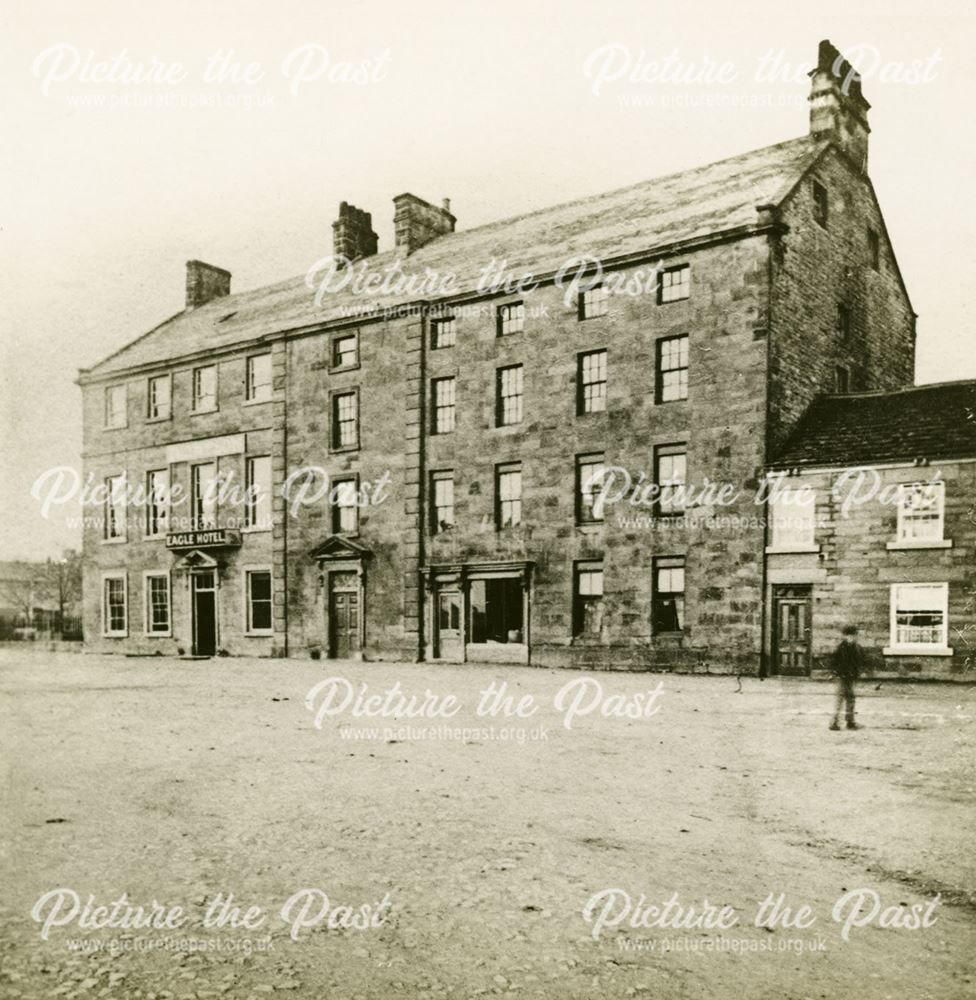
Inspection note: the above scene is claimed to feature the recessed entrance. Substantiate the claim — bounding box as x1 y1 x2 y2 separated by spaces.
435 590 463 661
328 571 361 659
191 570 217 656
310 535 371 662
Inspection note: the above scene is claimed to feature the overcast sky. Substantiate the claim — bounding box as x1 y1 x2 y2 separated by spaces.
1 0 973 560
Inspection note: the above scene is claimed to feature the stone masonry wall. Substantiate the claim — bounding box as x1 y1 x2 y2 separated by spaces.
768 147 916 455
424 237 772 672
282 318 416 661
81 349 277 655
765 461 976 678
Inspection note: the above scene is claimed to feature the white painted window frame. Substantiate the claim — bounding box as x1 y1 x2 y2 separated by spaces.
888 482 951 549
104 384 127 429
192 364 219 413
884 582 953 657
102 571 128 638
146 373 172 421
143 571 172 637
245 354 272 404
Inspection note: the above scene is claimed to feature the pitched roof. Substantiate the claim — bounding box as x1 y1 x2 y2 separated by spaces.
770 381 976 468
83 134 827 378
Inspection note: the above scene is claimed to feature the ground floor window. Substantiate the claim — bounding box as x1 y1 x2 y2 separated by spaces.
103 574 127 636
470 578 523 643
889 583 948 650
144 573 170 635
573 562 604 638
246 570 273 634
653 556 685 633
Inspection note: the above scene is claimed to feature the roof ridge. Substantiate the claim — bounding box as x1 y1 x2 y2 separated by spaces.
417 133 820 244
235 133 822 297
82 132 827 378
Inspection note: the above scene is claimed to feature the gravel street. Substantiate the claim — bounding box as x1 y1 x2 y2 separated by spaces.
1 650 974 999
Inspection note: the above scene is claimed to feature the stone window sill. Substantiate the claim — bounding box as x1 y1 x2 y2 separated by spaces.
882 645 954 657
243 396 272 407
886 540 952 550
765 545 820 554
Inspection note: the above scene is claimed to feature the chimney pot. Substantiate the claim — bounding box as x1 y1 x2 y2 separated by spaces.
185 260 231 309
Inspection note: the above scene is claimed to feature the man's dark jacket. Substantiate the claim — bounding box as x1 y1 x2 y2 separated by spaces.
831 639 864 681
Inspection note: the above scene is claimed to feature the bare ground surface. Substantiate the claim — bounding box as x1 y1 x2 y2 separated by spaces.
0 650 974 1000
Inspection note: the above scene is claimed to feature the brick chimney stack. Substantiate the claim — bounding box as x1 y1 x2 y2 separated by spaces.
185 260 231 309
808 39 871 173
393 193 455 254
332 201 378 262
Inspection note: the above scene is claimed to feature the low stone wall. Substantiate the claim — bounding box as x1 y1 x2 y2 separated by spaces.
0 640 84 653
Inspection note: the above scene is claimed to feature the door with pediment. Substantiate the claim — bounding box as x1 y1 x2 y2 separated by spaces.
328 571 361 659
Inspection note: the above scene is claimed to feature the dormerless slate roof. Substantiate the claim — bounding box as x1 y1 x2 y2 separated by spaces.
84 134 828 378
770 381 976 468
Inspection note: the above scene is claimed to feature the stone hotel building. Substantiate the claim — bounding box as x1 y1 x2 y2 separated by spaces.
78 41 975 677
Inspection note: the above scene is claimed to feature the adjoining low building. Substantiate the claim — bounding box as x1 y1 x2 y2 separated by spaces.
79 40 973 676
764 381 976 678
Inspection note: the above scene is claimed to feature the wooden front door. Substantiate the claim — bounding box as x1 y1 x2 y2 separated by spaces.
434 589 463 661
192 571 217 656
329 572 360 659
773 586 812 675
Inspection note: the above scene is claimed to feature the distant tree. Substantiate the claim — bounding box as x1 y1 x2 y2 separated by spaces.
44 550 83 637
0 551 83 637
0 569 37 628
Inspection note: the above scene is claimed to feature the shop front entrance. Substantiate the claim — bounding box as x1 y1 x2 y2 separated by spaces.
423 561 533 665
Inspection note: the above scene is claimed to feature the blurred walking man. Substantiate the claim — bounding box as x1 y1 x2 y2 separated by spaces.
830 625 864 731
